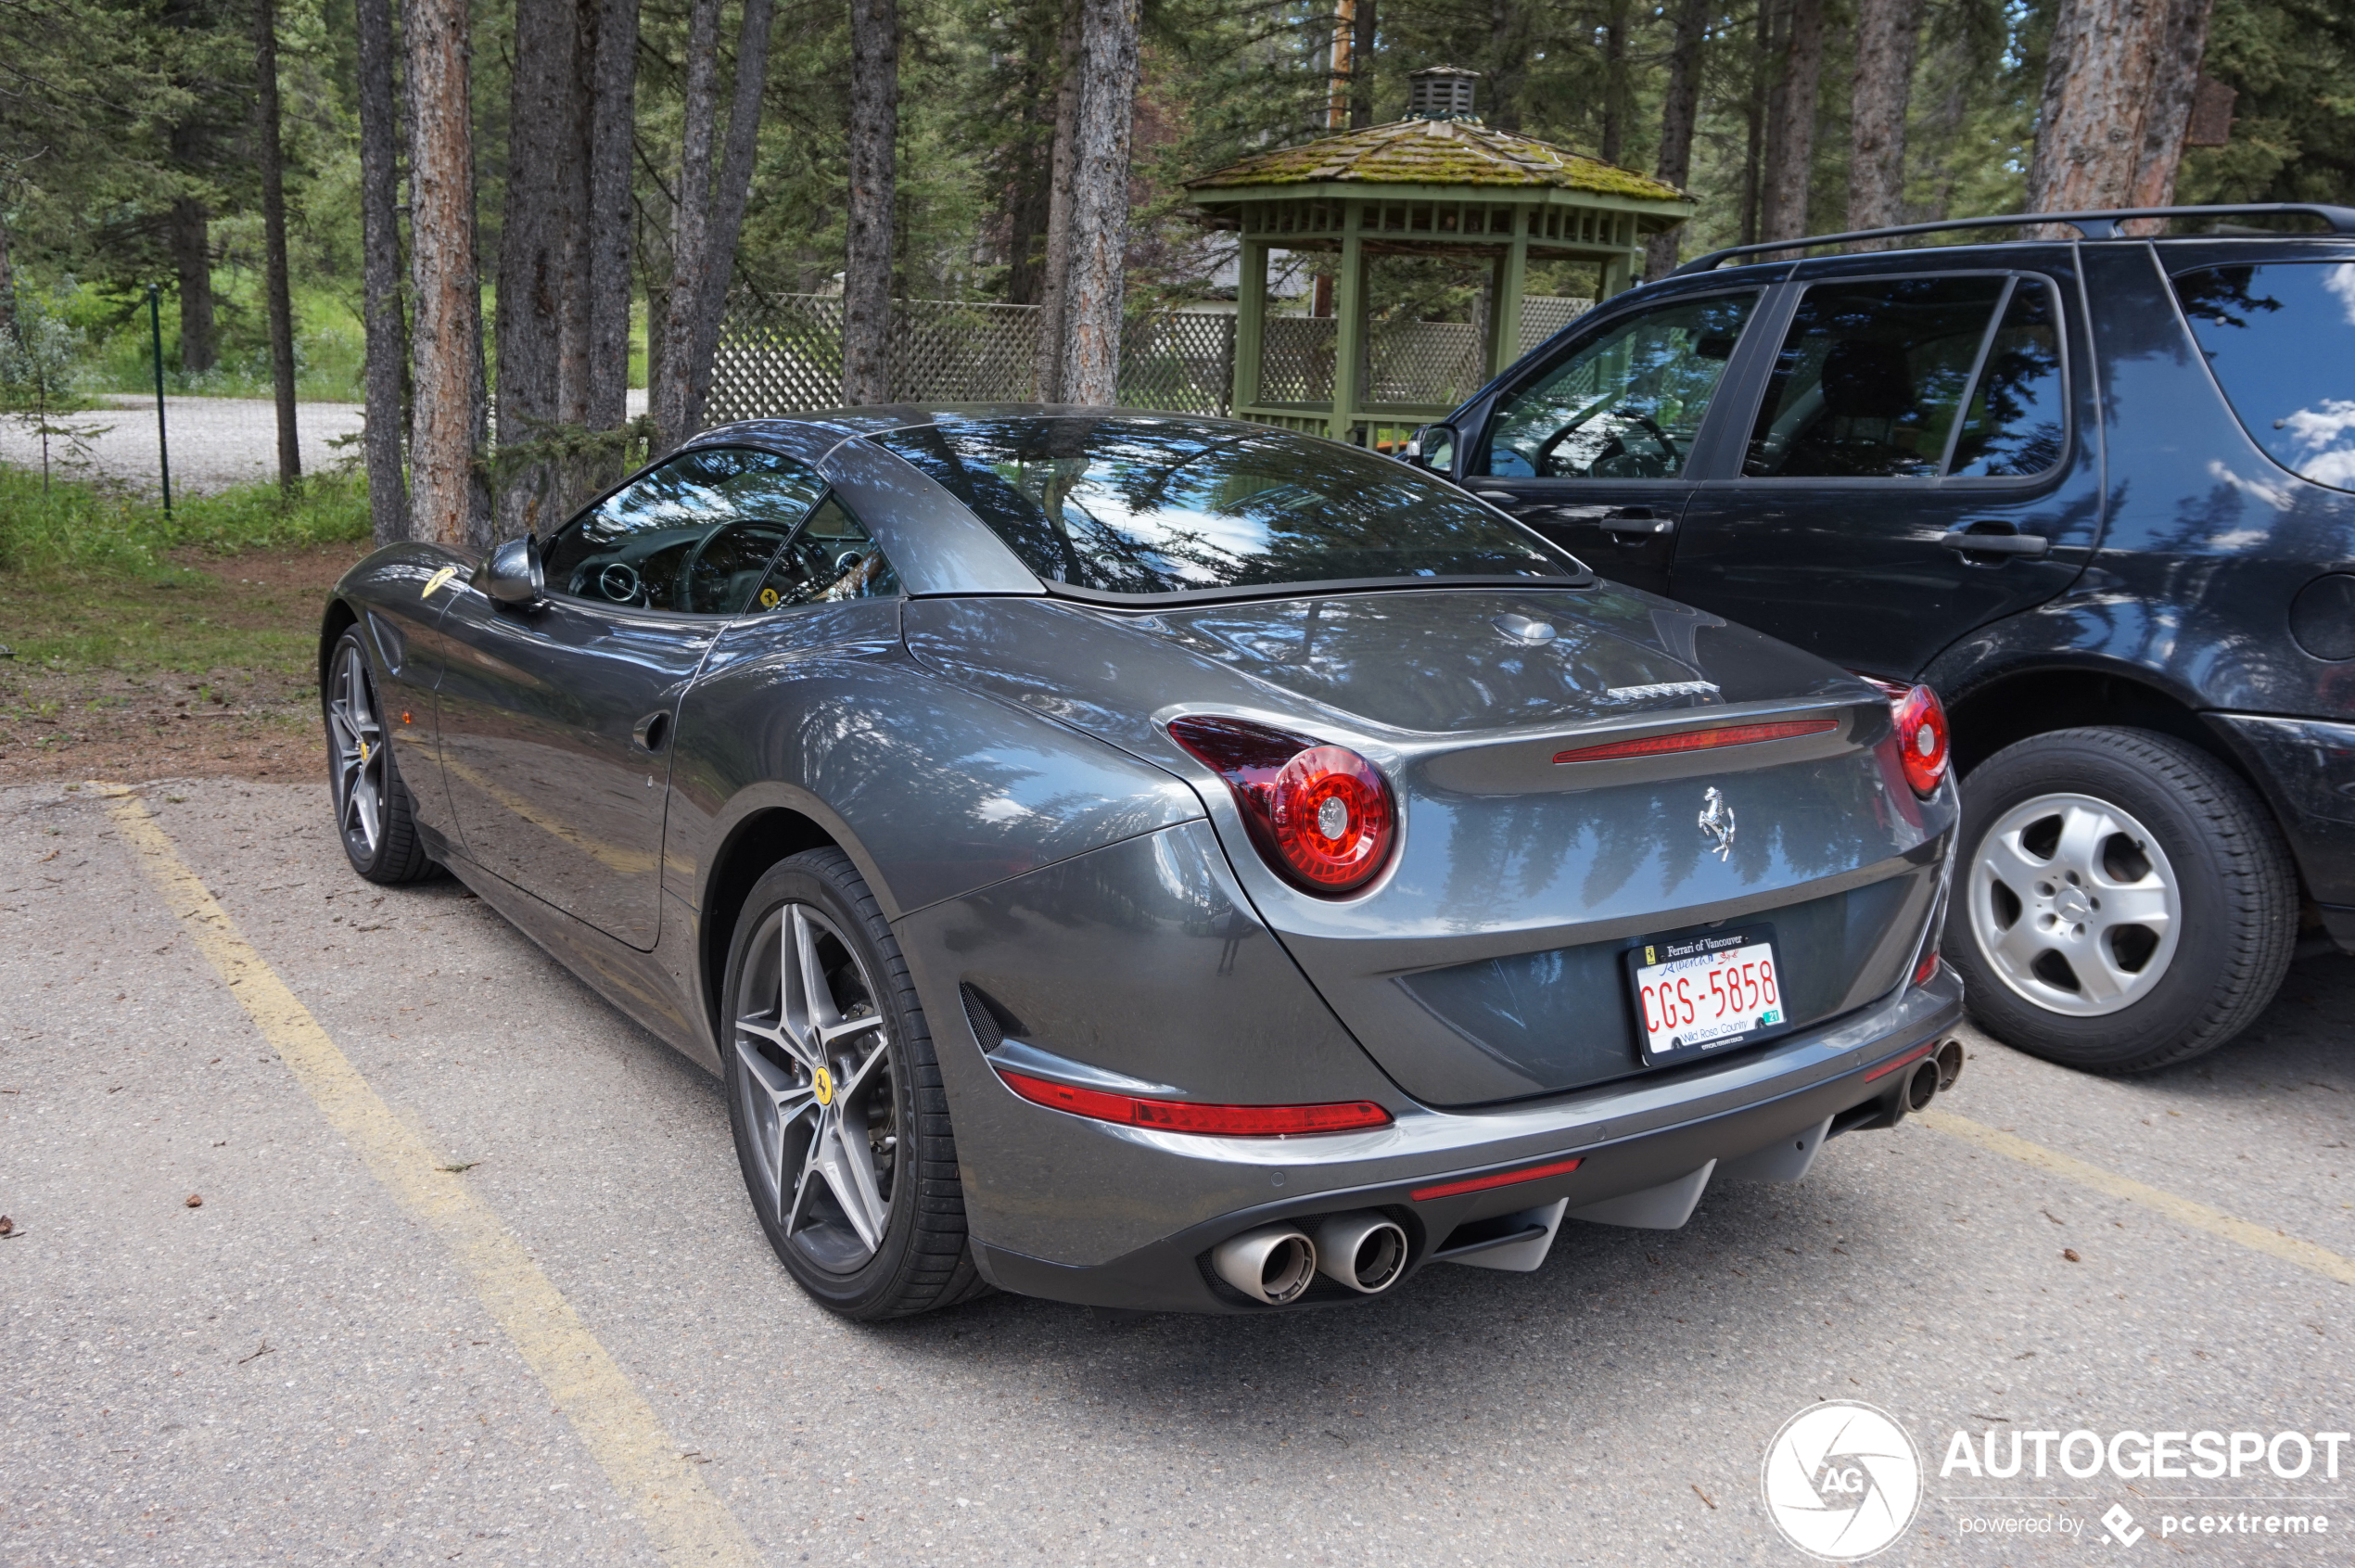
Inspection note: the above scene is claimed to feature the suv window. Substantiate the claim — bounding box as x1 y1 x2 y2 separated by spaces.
543 448 830 613
1477 291 1758 478
2173 261 2355 491
1746 275 2064 479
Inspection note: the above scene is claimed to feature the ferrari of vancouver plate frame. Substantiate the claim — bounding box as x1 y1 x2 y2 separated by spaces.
1623 925 1788 1066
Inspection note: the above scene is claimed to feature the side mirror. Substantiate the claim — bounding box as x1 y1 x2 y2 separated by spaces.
482 535 545 606
1406 424 1458 476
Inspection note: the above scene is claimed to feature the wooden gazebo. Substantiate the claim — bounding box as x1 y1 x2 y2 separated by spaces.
1187 67 1696 445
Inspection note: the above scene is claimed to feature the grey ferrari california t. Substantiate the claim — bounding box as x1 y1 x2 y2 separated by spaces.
321 408 1965 1319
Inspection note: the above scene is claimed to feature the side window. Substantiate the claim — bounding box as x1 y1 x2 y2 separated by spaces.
1476 291 1759 479
1744 276 2008 478
747 495 901 612
541 448 828 613
2174 261 2355 490
1950 282 2065 478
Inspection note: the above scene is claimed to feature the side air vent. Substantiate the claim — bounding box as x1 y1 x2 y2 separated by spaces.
960 983 1025 1053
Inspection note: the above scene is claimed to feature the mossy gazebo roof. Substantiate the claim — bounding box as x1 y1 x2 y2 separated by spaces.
1186 80 1697 444
1189 115 1689 209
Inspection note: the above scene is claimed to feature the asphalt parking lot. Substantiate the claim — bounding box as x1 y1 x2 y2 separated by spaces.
5 777 2350 1567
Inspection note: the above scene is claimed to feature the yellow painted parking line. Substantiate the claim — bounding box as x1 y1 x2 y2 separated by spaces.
96 785 763 1568
1916 1107 2355 1287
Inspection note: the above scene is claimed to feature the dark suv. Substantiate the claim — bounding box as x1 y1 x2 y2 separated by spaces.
1412 204 2355 1074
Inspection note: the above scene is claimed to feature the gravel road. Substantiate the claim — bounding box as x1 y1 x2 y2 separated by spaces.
4 778 2351 1566
0 391 651 497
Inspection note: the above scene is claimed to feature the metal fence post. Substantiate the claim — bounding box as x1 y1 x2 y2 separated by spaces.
147 284 172 519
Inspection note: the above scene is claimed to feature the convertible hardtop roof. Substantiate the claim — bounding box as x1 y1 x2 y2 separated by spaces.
696 404 1296 451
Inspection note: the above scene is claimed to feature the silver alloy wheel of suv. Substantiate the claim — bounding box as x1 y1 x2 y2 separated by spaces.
1966 790 2183 1015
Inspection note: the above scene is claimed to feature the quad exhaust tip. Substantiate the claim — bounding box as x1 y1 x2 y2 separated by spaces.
1313 1212 1408 1294
1935 1038 1964 1092
1212 1223 1318 1306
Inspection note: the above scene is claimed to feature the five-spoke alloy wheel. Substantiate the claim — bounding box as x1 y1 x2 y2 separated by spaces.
1947 727 2295 1073
324 628 437 884
721 849 987 1318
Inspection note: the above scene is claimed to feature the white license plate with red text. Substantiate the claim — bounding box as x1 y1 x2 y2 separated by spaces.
1625 928 1787 1065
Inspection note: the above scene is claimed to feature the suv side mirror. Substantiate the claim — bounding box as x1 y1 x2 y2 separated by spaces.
482 535 545 606
1406 424 1459 476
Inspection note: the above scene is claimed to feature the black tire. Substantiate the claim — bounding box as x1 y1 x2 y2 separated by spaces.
324 628 439 886
720 848 988 1319
1944 726 2296 1073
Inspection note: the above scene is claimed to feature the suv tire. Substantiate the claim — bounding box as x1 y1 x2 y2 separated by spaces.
1946 727 2295 1073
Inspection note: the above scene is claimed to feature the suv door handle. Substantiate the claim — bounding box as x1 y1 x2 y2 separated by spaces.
1601 507 1675 539
1471 489 1519 503
632 709 671 753
1939 528 2050 558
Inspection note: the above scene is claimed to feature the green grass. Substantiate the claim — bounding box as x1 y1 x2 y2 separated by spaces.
0 465 373 675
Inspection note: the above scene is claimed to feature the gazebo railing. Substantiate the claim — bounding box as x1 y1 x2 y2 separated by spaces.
707 290 1587 429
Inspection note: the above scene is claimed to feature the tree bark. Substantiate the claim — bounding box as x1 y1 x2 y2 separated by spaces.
584 0 639 442
1033 0 1080 401
1349 0 1375 127
652 0 724 444
2130 0 2216 209
1847 0 1925 245
841 0 897 405
1644 0 1710 279
495 0 586 536
166 197 216 374
1000 4 1061 309
676 0 775 435
254 0 300 487
2028 0 2211 217
1055 0 1139 406
1598 0 1629 166
1760 0 1826 242
1739 0 1784 248
404 0 491 548
355 0 411 542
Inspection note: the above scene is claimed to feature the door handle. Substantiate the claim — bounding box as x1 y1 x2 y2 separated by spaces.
1472 490 1519 503
1938 528 2051 558
631 709 671 753
1600 507 1675 539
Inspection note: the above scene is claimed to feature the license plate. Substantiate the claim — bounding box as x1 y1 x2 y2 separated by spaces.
1624 926 1787 1065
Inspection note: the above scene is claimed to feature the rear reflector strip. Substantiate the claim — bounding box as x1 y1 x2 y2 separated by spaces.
1410 1155 1585 1203
1863 1042 1936 1083
1552 718 1839 766
998 1070 1393 1137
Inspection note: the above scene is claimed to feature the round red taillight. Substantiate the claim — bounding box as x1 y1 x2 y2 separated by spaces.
1894 683 1949 797
1168 716 1397 897
1268 746 1393 890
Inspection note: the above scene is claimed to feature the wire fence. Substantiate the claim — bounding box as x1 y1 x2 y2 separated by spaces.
707 292 1589 425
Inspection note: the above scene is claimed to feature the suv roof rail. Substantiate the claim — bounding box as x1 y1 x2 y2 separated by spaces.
1667 203 2355 277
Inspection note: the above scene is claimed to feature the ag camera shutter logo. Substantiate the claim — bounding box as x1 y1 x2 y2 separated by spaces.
1762 1400 1924 1560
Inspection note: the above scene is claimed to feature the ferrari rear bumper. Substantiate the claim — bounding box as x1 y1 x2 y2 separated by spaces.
966 966 1965 1313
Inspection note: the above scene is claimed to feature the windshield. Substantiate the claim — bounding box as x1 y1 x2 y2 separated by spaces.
872 416 1583 597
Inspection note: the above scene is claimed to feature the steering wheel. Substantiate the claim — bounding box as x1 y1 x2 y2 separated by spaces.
596 561 643 605
1535 410 1680 477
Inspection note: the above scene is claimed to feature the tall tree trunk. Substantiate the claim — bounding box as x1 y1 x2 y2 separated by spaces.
355 0 411 542
1001 10 1060 309
1056 0 1139 405
1847 0 1925 244
255 0 300 488
583 0 639 444
405 0 490 549
1033 0 1080 400
841 0 897 404
496 0 585 536
2029 0 2211 216
1760 0 1826 242
1598 0 1629 165
1349 0 1375 127
1644 0 1709 279
1740 0 1783 247
2129 0 2216 210
0 210 16 346
652 0 723 444
167 196 216 374
677 0 775 435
